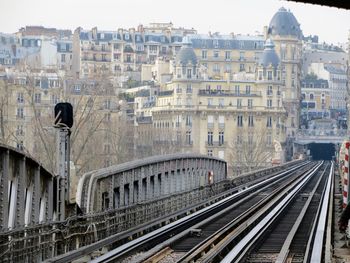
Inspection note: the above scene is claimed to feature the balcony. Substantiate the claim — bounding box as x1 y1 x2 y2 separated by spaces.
198 90 261 97
206 141 226 147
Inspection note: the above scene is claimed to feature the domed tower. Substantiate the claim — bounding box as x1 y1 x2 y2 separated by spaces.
256 39 282 80
267 7 303 139
173 36 199 80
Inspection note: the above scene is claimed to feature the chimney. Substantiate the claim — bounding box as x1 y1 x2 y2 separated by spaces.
263 26 268 40
92 27 98 40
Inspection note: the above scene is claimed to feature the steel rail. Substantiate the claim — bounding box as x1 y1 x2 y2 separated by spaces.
182 161 324 263
309 162 334 262
221 161 324 263
275 162 330 263
175 162 320 263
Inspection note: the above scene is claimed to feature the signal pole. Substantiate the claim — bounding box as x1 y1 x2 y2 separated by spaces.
54 103 73 221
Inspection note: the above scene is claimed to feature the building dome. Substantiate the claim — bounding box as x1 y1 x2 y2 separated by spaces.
175 37 198 65
259 39 280 68
268 7 302 39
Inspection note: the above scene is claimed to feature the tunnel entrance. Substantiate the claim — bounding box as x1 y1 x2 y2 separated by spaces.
307 143 335 160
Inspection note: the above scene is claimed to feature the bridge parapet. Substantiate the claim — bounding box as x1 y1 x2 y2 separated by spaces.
0 144 54 232
295 129 348 144
77 154 227 214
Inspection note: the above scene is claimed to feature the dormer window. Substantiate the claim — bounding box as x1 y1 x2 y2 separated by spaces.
187 69 192 79
214 39 219 48
267 71 272 80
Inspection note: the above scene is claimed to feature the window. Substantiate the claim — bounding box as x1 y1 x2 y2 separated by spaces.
208 98 213 107
237 115 243 127
219 115 225 128
267 116 272 127
225 51 231 60
176 115 181 127
213 50 219 58
16 141 24 151
74 84 81 92
235 85 240 94
16 125 24 136
267 99 272 108
267 134 272 146
34 93 41 103
219 98 224 108
214 39 219 48
267 85 273 96
186 131 192 145
61 54 66 62
219 131 224 145
214 63 220 73
277 86 281 96
176 84 182 93
239 64 245 72
280 45 286 60
187 69 192 79
237 99 242 109
258 71 263 80
225 64 231 73
185 115 192 127
246 85 251 95
104 99 111 109
51 95 59 104
248 99 253 109
208 131 213 145
17 92 24 103
248 115 254 127
207 115 214 128
310 94 314 100
239 52 245 60
17 107 24 119
207 149 213 157
267 71 272 80
186 84 192 93
202 50 207 59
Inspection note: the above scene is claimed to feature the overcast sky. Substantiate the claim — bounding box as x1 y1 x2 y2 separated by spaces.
1 0 349 45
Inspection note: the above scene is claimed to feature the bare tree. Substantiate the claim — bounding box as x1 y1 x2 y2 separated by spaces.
228 127 274 175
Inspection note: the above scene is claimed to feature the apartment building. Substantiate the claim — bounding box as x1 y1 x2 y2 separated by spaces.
148 37 287 174
301 77 330 121
310 62 347 114
71 25 193 79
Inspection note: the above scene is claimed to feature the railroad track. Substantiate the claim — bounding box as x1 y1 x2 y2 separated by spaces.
220 161 333 263
89 161 319 263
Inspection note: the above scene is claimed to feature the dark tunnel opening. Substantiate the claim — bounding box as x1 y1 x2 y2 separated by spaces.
308 143 335 160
